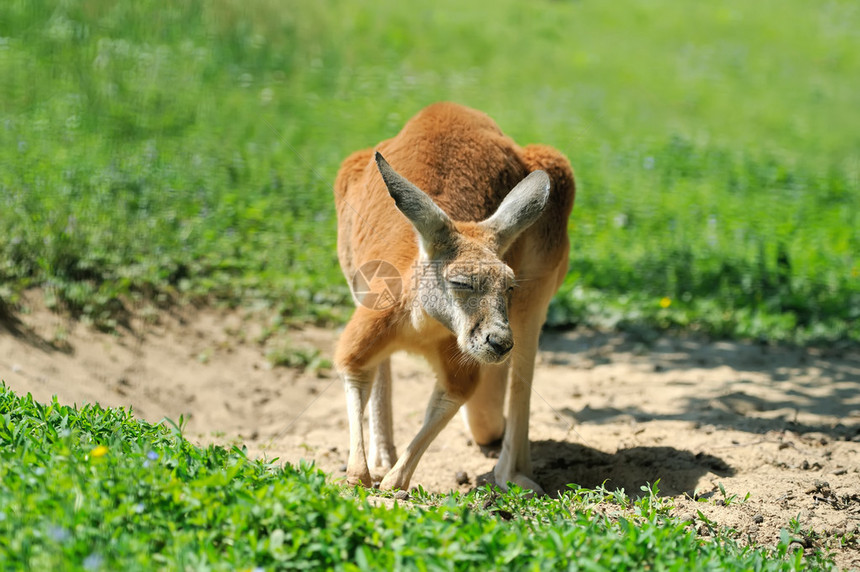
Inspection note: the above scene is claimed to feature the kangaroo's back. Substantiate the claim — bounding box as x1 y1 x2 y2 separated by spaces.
335 102 574 278
374 103 526 221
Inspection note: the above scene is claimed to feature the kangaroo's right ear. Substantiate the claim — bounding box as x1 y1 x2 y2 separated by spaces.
480 169 550 254
375 151 454 251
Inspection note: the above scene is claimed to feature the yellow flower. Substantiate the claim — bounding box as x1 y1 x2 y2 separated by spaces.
91 445 109 458
659 297 672 308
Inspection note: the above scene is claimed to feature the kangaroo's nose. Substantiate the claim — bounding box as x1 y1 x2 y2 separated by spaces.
486 333 513 356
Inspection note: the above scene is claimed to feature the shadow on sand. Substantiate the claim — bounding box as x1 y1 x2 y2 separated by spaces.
539 329 860 440
476 440 733 499
530 440 733 498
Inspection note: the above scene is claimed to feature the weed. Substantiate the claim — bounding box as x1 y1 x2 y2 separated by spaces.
717 482 752 507
265 344 331 373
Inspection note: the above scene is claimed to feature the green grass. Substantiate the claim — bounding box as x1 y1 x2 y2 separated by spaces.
1 0 858 342
0 383 837 570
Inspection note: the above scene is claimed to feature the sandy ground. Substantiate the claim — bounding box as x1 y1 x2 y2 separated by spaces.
2 294 859 569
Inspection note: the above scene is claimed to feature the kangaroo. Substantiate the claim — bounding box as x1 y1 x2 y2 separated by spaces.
333 102 575 494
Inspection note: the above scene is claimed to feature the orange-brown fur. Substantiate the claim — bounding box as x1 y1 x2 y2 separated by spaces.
334 102 575 491
335 103 573 370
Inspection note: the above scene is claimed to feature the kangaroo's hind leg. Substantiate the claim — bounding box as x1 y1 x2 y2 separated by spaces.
462 362 508 447
368 358 397 476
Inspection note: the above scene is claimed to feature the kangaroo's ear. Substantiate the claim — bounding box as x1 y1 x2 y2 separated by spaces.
375 151 454 252
480 170 550 254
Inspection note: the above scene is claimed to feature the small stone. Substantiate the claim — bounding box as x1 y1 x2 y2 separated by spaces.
339 464 347 472
814 480 831 495
394 490 409 501
753 514 764 524
455 471 470 485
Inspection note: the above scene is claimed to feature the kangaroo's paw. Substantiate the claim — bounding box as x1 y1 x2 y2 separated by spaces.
346 465 373 488
494 467 546 497
379 467 411 492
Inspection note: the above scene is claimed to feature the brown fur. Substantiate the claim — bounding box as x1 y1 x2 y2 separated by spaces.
334 102 575 491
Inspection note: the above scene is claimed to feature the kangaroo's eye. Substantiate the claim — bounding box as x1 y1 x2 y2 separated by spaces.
448 279 473 291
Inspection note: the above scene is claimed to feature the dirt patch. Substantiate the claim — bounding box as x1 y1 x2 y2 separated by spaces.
2 294 859 569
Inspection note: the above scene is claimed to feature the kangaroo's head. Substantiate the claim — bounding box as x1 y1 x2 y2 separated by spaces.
375 152 550 364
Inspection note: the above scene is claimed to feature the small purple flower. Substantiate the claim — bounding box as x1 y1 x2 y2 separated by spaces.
146 451 159 461
83 552 104 571
48 525 71 542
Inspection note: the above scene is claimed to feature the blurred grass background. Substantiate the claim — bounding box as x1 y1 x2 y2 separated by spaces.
0 0 857 343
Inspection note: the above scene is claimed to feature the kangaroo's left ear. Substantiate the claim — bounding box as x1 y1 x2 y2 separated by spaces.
375 151 456 254
479 170 550 254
